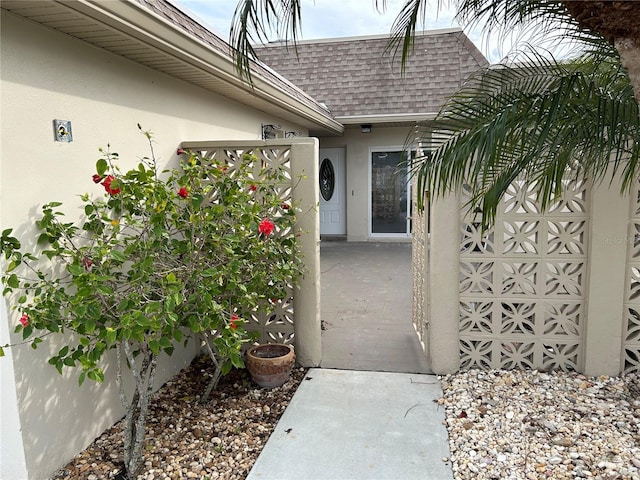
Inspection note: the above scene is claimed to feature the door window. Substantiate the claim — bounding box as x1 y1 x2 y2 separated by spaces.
371 150 411 236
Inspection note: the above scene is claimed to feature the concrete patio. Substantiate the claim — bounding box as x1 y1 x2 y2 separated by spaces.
319 241 431 374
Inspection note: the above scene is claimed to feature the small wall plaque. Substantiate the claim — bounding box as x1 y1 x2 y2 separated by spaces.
53 119 73 142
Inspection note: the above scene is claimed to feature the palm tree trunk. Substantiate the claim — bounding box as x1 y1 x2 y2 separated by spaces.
616 38 640 105
561 0 640 104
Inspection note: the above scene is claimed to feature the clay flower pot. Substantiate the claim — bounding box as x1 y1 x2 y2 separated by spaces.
245 343 295 388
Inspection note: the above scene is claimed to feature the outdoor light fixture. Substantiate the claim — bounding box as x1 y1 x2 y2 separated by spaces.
361 124 372 133
261 124 281 140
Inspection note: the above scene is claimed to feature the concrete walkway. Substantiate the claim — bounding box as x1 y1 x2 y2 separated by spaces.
246 368 453 480
320 242 430 373
247 243 453 480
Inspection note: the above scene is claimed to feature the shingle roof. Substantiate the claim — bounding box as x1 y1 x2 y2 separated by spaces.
137 0 337 123
254 29 489 119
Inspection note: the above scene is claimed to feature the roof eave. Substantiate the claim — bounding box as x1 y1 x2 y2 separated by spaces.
336 113 438 125
36 0 345 136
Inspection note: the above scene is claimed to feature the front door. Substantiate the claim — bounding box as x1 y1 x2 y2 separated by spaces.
319 148 346 235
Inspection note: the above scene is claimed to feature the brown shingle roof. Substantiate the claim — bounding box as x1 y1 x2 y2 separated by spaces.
136 0 336 122
254 29 489 118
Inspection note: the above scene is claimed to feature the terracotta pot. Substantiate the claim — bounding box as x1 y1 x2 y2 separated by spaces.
245 343 295 388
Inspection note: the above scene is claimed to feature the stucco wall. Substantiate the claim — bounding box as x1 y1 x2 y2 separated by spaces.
0 12 307 479
320 125 415 241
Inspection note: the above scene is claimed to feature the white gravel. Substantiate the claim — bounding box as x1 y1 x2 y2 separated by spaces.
441 369 640 480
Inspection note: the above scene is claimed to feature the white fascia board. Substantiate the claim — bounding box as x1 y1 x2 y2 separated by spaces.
64 0 343 135
336 113 438 125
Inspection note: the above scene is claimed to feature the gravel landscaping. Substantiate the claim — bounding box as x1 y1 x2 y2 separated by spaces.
52 357 640 480
441 369 640 480
52 356 307 480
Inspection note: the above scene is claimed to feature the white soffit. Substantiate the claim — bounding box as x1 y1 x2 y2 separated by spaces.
0 0 343 136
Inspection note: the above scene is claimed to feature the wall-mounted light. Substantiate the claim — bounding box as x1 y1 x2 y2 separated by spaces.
262 124 281 140
361 124 372 133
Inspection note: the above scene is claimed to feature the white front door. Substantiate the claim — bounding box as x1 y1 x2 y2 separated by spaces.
319 148 346 235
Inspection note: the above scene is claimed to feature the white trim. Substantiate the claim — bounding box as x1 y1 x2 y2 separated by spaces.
368 146 412 239
337 113 438 125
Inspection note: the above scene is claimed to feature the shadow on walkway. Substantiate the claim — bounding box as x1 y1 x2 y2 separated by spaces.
320 242 431 374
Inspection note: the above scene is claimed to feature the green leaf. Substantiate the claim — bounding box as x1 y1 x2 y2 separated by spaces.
106 327 117 345
96 285 113 296
149 340 160 355
110 250 126 262
162 345 175 356
68 264 83 276
6 260 19 272
78 372 86 386
7 274 19 288
0 346 4 357
96 159 108 176
87 369 104 383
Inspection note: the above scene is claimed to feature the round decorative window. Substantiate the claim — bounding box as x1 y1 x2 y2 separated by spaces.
320 158 335 201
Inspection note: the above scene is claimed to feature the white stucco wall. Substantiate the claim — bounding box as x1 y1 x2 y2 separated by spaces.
320 125 415 241
0 11 307 479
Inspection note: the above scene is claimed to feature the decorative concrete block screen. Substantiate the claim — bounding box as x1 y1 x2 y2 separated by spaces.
458 180 590 371
179 140 321 367
411 187 429 353
623 187 640 373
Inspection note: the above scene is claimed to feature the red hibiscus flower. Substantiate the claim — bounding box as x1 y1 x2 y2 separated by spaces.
281 203 290 210
19 314 29 327
230 314 240 331
82 257 93 270
92 174 103 184
258 218 275 236
101 175 121 195
178 187 189 198
250 184 257 192
176 148 185 155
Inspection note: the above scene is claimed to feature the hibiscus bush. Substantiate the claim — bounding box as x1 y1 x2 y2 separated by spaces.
0 128 304 479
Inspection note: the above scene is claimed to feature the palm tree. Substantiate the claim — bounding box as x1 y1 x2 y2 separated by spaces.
412 47 639 226
230 0 640 226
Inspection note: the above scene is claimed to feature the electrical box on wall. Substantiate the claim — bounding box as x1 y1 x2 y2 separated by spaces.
53 119 73 142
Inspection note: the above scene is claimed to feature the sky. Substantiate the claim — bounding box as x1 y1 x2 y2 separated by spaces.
170 0 513 64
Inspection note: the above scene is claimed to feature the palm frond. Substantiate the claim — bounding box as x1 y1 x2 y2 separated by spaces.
387 0 438 73
453 0 610 62
411 48 640 228
231 0 302 82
